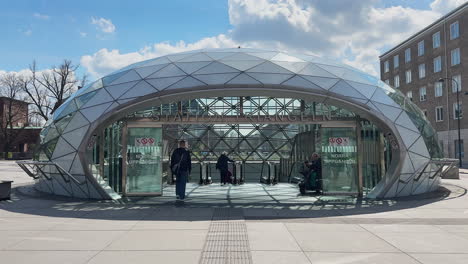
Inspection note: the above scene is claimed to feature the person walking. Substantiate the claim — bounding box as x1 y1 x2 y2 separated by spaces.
170 140 191 200
216 151 234 185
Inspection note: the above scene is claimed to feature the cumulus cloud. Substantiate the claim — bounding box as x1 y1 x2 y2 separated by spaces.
91 17 116 33
80 0 465 79
33 13 50 20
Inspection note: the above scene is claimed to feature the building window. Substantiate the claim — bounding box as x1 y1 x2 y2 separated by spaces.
407 91 413 101
451 48 460 66
435 81 443 97
384 61 389 73
450 21 459 40
394 75 400 88
405 48 411 63
419 64 426 79
418 41 425 56
384 79 390 85
455 139 464 158
434 56 442 73
453 102 463 119
452 74 462 93
433 31 441 48
394 55 399 68
406 70 412 84
420 87 427 101
436 106 444 122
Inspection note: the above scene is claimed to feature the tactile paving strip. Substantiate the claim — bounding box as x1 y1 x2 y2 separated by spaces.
199 208 253 264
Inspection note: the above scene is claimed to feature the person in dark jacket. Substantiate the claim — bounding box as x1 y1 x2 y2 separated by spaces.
170 140 192 200
216 151 234 185
310 153 322 193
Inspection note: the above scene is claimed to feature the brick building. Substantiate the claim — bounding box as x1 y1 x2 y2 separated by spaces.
379 3 468 165
0 97 41 158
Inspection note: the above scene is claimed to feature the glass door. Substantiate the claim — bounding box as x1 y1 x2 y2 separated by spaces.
123 124 163 196
320 126 359 195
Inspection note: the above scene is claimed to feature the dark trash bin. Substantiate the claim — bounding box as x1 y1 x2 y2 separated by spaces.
0 181 13 200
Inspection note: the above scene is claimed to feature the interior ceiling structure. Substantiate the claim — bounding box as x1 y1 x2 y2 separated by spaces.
32 48 441 199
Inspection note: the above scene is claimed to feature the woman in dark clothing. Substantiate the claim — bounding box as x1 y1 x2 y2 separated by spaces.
216 152 234 185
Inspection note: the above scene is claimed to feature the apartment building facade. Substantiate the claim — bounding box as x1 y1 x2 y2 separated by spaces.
380 3 468 165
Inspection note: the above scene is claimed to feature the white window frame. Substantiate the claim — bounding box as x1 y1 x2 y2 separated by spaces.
433 31 441 48
435 81 443 97
434 56 442 73
452 74 462 93
453 102 463 119
420 87 427 101
450 21 459 40
435 106 444 122
406 70 412 84
451 48 460 66
419 64 426 79
406 91 413 101
384 61 389 73
405 48 411 63
394 75 400 88
394 55 399 68
418 41 425 56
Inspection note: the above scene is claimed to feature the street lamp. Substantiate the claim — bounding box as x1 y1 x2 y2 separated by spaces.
438 77 462 167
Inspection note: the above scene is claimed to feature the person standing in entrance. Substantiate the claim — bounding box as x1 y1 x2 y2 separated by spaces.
170 140 191 200
216 151 234 185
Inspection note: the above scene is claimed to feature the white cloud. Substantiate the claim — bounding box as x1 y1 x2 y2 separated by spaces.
81 0 464 79
91 17 116 33
79 32 87 38
23 29 32 36
33 13 50 20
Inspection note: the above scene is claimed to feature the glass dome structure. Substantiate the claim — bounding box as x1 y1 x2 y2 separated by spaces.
29 48 442 200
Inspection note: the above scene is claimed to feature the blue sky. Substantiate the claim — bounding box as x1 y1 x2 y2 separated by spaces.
0 0 465 79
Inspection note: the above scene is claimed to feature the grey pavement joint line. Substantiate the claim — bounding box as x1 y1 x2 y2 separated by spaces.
199 208 253 264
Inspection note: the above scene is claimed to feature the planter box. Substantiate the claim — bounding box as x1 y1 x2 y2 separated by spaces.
0 181 13 200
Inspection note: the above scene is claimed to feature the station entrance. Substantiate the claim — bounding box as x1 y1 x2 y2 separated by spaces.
89 97 392 198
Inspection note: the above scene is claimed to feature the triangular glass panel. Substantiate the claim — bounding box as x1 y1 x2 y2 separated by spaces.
105 80 140 99
205 52 237 60
177 53 213 62
51 152 76 172
43 125 60 144
401 159 415 174
374 102 403 122
383 181 398 198
52 137 77 159
409 137 430 158
345 80 377 99
298 63 338 78
146 64 187 78
226 73 263 85
80 102 113 123
54 113 74 134
395 112 419 133
300 76 340 90
271 53 305 62
317 64 377 86
397 178 413 196
63 111 89 133
370 88 400 108
175 61 212 74
70 156 84 175
165 53 194 62
282 75 326 91
103 102 120 115
220 60 264 72
43 137 59 159
141 56 172 67
146 76 185 90
61 125 89 149
55 100 78 120
82 88 114 108
412 174 431 194
329 80 367 99
247 52 278 60
396 125 420 148
74 90 98 108
246 73 294 85
119 81 158 99
135 64 169 78
165 76 207 91
193 73 239 85
193 61 240 74
272 61 308 73
51 176 73 196
247 61 293 74
221 53 263 61
102 70 130 86
109 70 141 86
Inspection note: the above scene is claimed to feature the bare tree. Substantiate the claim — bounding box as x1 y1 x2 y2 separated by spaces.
0 73 28 155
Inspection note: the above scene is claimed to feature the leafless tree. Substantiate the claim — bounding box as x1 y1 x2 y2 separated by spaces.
0 73 27 155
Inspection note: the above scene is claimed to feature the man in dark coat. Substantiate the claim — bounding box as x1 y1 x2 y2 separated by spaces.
216 151 234 185
170 140 191 200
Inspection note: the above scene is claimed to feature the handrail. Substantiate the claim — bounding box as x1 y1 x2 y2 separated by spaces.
16 160 87 185
398 158 459 185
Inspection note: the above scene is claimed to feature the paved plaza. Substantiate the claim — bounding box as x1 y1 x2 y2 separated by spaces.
1 160 468 263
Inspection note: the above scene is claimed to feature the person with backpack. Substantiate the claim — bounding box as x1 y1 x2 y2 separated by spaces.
170 140 192 200
216 151 234 185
